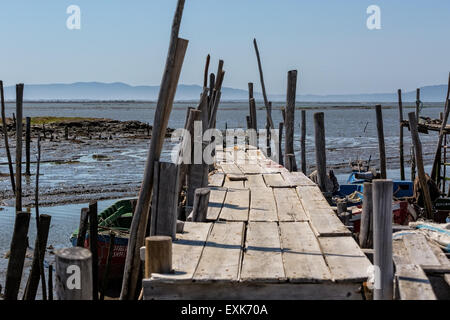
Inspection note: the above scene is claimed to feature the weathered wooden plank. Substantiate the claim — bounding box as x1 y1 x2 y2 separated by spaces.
240 222 286 282
319 236 372 282
220 163 243 175
273 188 308 222
193 222 245 282
263 173 291 187
258 159 283 173
143 281 362 300
402 233 441 267
208 172 225 187
296 186 327 201
249 188 278 222
223 176 246 189
150 222 212 282
244 174 266 188
281 171 316 186
219 188 250 221
206 187 227 221
304 207 351 237
238 163 264 174
279 222 332 283
396 264 437 300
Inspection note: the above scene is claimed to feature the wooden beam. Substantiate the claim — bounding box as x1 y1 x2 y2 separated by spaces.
398 90 405 181
375 105 387 179
313 112 327 192
0 80 15 193
15 84 24 212
284 70 297 171
120 0 187 300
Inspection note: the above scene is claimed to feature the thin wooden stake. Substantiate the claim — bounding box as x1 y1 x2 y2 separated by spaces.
408 112 433 219
398 90 405 181
89 201 99 300
253 38 274 129
100 232 115 301
301 110 306 174
25 117 31 176
359 182 373 248
375 105 387 179
0 80 15 193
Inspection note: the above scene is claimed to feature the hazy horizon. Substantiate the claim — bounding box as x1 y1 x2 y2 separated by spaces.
1 1 450 96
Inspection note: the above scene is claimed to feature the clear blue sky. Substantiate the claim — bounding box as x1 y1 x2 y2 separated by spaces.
0 0 449 95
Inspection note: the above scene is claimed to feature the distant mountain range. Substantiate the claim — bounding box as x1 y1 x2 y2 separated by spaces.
2 82 448 102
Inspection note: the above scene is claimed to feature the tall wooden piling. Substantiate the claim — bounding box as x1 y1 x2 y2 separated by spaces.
416 88 421 121
408 112 433 219
150 161 180 239
15 84 24 212
0 80 15 193
48 265 53 301
285 70 297 172
248 82 257 130
430 73 450 182
4 211 31 300
121 0 188 301
23 214 51 300
55 247 93 300
373 179 394 300
89 201 99 300
100 232 115 300
278 122 284 166
301 110 306 174
375 105 387 179
398 90 405 181
313 112 327 192
25 117 31 176
359 182 373 248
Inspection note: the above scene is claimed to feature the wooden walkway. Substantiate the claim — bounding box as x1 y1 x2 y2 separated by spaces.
143 145 372 300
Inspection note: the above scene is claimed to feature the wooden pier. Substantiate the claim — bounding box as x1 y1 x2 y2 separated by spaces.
143 145 372 300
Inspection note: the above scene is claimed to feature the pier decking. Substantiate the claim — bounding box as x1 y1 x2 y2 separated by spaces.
143 145 372 300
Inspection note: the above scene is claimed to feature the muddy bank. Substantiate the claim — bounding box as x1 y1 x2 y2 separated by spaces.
0 117 177 207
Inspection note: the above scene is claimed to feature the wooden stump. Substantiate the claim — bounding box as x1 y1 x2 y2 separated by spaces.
144 236 172 278
359 182 373 249
4 211 31 300
192 188 211 222
55 247 93 300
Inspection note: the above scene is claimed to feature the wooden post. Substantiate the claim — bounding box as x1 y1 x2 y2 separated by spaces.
285 70 297 171
65 126 69 140
278 122 284 166
25 117 31 176
55 247 92 300
4 211 31 300
249 98 257 131
191 188 210 222
398 90 405 180
375 105 387 179
0 80 15 193
253 38 274 129
150 161 180 239
416 88 421 121
411 147 416 181
359 182 373 248
15 84 24 212
301 110 306 174
121 0 187 300
408 112 433 219
89 201 99 300
100 232 115 300
430 73 450 182
286 154 296 173
23 214 51 300
373 179 394 300
48 264 53 301
313 112 327 192
76 208 89 247
144 236 172 278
